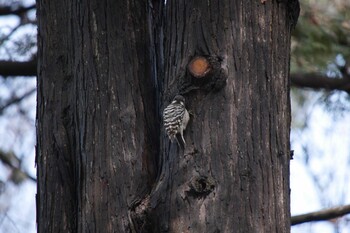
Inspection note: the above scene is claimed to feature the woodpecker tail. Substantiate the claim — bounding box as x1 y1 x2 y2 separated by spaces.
175 133 186 149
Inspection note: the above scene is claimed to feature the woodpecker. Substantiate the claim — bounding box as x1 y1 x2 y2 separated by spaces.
163 95 190 148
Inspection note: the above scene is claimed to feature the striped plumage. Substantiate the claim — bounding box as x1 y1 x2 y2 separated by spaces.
163 95 189 147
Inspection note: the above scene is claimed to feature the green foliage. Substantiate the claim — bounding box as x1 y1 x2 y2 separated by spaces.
291 0 350 73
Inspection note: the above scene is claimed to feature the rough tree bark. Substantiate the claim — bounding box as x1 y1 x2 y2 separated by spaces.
37 0 296 232
37 0 158 232
144 1 293 232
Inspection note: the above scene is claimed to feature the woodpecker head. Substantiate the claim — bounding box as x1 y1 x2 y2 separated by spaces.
172 95 185 105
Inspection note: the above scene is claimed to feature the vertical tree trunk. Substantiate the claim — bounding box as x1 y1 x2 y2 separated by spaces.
150 1 292 232
36 0 158 232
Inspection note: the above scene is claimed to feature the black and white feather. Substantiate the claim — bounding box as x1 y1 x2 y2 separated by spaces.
163 95 190 148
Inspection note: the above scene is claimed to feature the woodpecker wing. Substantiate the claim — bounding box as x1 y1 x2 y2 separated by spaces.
163 102 185 140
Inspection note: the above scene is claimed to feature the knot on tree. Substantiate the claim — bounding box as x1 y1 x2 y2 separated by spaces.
188 56 212 78
128 195 152 233
187 175 215 198
179 55 227 95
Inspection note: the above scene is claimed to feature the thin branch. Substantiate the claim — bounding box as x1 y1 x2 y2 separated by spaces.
0 88 36 114
0 59 37 77
3 212 21 233
291 73 350 92
0 150 36 183
0 24 22 46
0 4 36 16
291 204 350 225
0 20 38 46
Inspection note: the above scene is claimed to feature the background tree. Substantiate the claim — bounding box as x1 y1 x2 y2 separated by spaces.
0 0 349 232
0 1 36 232
289 1 350 232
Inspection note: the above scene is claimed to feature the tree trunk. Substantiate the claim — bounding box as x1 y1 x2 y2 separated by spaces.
36 0 158 232
150 1 292 232
37 0 295 232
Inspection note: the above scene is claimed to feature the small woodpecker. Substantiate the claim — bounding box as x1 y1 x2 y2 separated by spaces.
163 95 190 148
